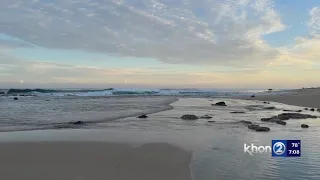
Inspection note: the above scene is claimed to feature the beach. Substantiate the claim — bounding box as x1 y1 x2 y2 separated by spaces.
0 88 320 180
251 88 320 108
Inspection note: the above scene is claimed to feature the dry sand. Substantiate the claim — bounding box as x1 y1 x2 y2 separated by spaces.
0 142 192 180
249 88 320 108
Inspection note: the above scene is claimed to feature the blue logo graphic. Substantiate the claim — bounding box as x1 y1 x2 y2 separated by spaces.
272 140 287 157
272 140 301 157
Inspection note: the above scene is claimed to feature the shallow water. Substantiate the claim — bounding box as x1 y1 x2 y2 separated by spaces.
0 96 176 132
0 97 319 180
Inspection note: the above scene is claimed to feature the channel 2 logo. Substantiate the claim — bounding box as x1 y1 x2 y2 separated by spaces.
272 140 301 157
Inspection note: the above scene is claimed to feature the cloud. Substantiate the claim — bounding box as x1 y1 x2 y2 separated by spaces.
308 7 320 33
0 0 286 66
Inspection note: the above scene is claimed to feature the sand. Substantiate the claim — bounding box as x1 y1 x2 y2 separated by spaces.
0 142 192 180
249 88 320 108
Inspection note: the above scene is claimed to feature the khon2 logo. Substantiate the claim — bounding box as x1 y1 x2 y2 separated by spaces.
272 140 301 157
244 140 301 157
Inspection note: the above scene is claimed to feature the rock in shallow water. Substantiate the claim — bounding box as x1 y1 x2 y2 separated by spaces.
276 120 287 125
277 113 317 120
214 102 227 106
256 127 270 132
181 114 198 120
230 111 245 114
200 115 212 119
137 114 148 118
301 124 309 128
248 124 270 132
13 97 18 100
248 124 260 130
264 106 276 110
240 120 252 124
72 121 85 125
310 108 315 111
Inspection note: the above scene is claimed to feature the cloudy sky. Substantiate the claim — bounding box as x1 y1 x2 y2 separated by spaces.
0 0 319 89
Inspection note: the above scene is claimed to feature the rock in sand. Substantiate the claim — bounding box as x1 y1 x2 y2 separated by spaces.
310 108 315 111
13 97 18 100
251 95 255 98
301 124 309 128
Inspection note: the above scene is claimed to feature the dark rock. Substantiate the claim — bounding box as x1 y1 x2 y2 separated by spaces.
200 115 212 119
256 127 270 132
317 109 320 112
230 111 245 114
301 124 309 128
137 114 148 118
261 117 280 122
240 120 252 124
283 109 292 112
261 118 271 122
181 114 198 120
248 124 260 130
263 102 269 104
207 120 215 123
277 113 317 120
296 110 302 112
72 121 84 125
214 102 227 106
310 108 315 111
304 108 309 110
268 89 273 91
13 97 18 100
276 120 287 125
251 95 255 98
264 106 276 110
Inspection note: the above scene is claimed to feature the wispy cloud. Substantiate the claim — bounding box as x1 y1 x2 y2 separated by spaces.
0 0 285 66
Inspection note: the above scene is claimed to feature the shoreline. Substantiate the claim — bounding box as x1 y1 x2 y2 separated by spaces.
242 87 320 108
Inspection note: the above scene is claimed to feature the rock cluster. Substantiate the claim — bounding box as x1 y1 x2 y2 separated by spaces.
262 113 317 122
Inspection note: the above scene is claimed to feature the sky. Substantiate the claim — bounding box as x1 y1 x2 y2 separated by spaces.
0 0 319 89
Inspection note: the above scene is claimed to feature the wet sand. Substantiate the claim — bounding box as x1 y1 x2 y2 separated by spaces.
250 88 320 108
0 142 192 180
